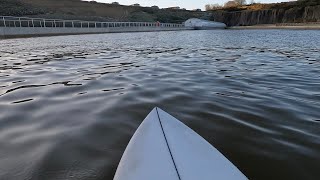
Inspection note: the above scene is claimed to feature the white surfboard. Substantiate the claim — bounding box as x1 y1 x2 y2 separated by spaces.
114 107 247 180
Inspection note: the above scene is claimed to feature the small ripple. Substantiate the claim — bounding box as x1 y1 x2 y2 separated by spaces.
102 88 125 92
78 92 87 95
12 98 34 104
51 81 82 87
4 85 46 95
12 80 25 84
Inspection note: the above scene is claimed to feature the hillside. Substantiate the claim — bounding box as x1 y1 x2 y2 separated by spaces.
0 0 205 23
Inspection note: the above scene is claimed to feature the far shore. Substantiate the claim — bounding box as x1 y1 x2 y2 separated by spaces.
229 23 320 30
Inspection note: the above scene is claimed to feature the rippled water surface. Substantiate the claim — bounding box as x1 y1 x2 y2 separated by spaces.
0 30 319 180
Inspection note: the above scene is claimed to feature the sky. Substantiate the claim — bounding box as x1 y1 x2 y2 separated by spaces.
93 0 293 10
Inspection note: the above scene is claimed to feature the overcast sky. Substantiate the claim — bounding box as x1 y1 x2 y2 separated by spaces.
92 0 293 10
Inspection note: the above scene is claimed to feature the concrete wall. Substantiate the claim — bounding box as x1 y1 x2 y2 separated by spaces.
0 26 193 38
0 27 4 37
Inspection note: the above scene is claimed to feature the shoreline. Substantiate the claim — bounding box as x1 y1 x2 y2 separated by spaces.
229 23 320 30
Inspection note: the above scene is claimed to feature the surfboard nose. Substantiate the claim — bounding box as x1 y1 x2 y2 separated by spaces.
114 107 247 180
113 107 180 180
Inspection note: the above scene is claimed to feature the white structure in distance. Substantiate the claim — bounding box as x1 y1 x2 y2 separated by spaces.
184 18 226 29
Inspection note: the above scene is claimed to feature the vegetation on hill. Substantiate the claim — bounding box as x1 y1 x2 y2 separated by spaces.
0 0 45 16
0 0 205 23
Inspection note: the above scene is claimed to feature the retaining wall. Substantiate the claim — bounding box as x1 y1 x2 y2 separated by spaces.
0 26 192 38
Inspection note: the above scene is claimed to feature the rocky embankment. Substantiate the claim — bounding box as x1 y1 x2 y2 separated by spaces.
210 1 320 26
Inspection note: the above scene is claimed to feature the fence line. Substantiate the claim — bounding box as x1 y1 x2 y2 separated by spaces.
0 16 184 28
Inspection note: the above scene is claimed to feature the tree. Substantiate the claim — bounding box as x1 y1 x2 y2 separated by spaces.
224 1 237 7
205 4 222 11
234 0 246 5
205 4 211 10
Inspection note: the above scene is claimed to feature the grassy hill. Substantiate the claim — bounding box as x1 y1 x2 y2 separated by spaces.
0 0 205 23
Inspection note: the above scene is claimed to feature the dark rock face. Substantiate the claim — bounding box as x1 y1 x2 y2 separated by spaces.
211 5 320 26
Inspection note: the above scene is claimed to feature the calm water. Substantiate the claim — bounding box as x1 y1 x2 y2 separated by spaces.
0 30 319 180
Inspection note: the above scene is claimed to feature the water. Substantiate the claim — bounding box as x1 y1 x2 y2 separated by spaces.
0 30 319 180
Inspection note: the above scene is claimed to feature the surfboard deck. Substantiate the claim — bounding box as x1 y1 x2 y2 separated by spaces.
114 107 247 180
